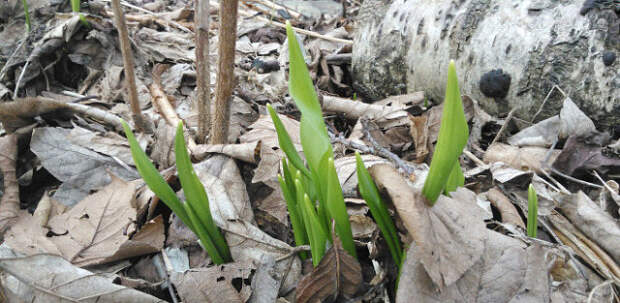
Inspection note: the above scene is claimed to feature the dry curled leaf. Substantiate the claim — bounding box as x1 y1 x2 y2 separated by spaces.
5 174 163 267
295 235 362 303
369 164 487 288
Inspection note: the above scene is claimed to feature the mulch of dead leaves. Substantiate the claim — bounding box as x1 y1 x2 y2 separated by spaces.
0 0 618 302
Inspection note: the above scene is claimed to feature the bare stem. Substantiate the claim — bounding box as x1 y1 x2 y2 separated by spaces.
210 0 238 144
195 0 211 144
110 0 149 133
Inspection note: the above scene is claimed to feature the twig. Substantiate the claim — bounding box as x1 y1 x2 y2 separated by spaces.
0 37 27 81
463 149 486 167
490 107 516 146
242 0 301 19
275 245 311 262
102 0 192 33
150 64 198 152
211 0 238 144
58 93 124 130
158 250 180 303
195 0 211 144
110 0 150 133
211 1 353 45
12 60 30 98
0 259 80 302
531 85 566 123
587 280 616 303
330 119 417 176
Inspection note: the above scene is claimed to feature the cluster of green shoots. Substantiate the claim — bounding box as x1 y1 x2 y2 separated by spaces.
269 22 403 268
122 121 232 264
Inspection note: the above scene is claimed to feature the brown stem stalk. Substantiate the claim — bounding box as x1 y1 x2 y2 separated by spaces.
195 0 211 144
110 0 150 133
210 0 238 144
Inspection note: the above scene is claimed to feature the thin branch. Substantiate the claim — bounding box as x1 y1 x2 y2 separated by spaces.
211 0 238 144
531 85 566 123
195 0 211 144
110 0 150 133
211 1 353 45
329 120 417 176
490 107 516 146
150 64 198 152
0 262 80 302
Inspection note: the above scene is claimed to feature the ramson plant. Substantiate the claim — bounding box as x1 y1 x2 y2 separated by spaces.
123 121 232 264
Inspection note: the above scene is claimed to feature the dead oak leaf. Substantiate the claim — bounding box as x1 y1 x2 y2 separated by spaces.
296 235 362 303
5 174 162 267
239 113 302 184
396 231 557 302
369 164 487 289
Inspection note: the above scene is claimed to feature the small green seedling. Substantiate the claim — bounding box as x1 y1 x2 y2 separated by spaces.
123 120 231 264
71 0 89 26
527 184 538 238
421 61 469 205
355 152 403 268
269 21 356 265
22 0 31 32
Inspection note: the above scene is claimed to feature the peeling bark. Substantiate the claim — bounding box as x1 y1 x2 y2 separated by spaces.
353 0 619 130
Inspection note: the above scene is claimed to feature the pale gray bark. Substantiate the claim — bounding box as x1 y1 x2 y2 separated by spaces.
353 0 619 130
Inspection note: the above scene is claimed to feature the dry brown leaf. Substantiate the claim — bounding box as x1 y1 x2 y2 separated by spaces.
396 232 562 302
170 261 253 303
295 235 362 303
239 114 302 184
484 143 560 174
0 134 21 237
559 191 620 264
409 114 430 162
334 154 388 197
0 251 162 302
369 164 487 288
5 174 163 266
192 141 260 164
486 187 525 229
193 155 301 295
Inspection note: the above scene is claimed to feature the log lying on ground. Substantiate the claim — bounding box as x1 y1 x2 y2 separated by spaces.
352 0 618 130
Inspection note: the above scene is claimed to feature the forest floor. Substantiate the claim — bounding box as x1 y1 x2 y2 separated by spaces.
0 0 618 302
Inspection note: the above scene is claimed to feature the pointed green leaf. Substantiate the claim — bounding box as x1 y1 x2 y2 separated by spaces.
285 21 332 176
355 152 402 266
121 120 194 232
298 190 327 267
174 122 231 262
444 161 465 195
267 104 311 177
326 158 356 258
527 184 538 238
422 60 469 204
183 202 225 264
278 174 308 259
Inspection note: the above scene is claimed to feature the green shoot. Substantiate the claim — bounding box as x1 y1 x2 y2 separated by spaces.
22 0 31 32
421 60 469 205
70 0 89 27
527 184 538 238
122 120 231 264
174 122 231 262
268 21 356 265
355 152 402 267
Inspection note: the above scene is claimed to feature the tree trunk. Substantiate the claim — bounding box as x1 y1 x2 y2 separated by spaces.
352 0 619 130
